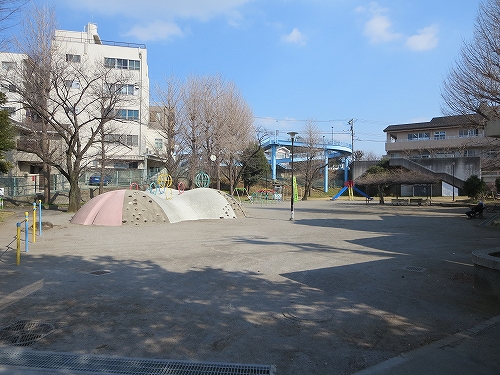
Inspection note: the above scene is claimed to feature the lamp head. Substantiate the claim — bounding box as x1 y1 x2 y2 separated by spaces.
287 131 298 139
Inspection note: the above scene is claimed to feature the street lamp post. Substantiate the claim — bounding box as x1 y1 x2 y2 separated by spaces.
452 162 456 201
287 131 298 221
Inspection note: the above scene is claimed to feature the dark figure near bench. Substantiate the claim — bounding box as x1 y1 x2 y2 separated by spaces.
466 201 485 219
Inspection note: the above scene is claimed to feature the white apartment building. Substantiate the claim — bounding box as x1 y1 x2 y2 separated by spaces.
1 23 162 188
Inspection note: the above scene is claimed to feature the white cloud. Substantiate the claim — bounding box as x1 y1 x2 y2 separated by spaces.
357 2 401 44
282 28 306 45
124 21 183 42
58 0 251 41
405 25 439 51
357 2 438 52
364 14 402 44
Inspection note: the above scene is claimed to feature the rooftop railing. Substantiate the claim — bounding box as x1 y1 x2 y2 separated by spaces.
53 35 146 49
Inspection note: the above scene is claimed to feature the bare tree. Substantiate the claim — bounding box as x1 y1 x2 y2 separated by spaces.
152 76 185 182
3 5 139 211
13 4 57 205
181 75 205 188
0 0 27 50
297 120 325 200
218 80 253 193
154 74 254 191
442 0 500 121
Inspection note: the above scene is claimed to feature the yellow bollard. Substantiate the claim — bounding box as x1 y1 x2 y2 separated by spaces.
16 222 21 266
32 203 36 243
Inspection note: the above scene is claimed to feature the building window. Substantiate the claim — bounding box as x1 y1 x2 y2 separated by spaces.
64 80 80 89
1 83 16 92
104 57 115 68
104 134 120 143
104 57 140 71
104 133 138 147
434 131 446 140
149 111 162 122
436 151 455 158
116 59 128 69
1 61 17 70
408 132 430 141
107 84 137 95
464 149 477 157
155 138 163 150
459 128 479 138
66 54 81 63
116 109 139 121
26 110 42 123
126 134 138 146
1 106 16 115
129 60 140 70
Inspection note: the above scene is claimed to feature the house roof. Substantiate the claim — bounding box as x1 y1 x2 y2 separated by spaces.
383 114 484 133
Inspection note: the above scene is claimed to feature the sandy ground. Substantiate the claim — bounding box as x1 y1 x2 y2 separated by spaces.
0 199 499 374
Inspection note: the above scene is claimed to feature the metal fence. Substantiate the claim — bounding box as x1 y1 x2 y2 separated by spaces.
0 168 166 198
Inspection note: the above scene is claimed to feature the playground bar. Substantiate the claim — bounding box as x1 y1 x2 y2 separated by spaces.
24 212 29 253
38 200 42 236
16 222 20 266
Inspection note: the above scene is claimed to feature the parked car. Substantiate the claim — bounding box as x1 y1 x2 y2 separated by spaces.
89 174 112 186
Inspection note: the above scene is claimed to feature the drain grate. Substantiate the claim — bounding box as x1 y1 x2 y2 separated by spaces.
403 266 426 273
89 269 112 276
0 347 276 375
0 320 57 346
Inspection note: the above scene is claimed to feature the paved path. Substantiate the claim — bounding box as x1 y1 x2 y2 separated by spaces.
0 199 499 374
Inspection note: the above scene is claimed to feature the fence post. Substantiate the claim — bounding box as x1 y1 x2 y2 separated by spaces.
24 212 29 253
16 222 21 265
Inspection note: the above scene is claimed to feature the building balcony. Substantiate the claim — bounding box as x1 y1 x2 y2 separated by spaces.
385 135 490 152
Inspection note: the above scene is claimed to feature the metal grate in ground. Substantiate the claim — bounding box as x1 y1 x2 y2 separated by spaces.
0 320 57 346
0 347 276 375
402 266 426 273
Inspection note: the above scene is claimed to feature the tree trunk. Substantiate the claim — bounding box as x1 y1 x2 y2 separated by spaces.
302 182 310 201
377 185 385 204
67 172 82 212
99 134 105 195
43 163 51 206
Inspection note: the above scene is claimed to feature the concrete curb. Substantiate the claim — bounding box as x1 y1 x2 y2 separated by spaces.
352 315 500 375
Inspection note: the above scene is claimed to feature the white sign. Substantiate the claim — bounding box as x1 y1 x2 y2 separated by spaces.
0 188 4 196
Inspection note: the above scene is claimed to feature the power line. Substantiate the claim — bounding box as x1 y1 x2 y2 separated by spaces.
254 116 395 125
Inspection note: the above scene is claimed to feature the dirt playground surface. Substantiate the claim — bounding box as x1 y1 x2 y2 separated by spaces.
0 199 499 374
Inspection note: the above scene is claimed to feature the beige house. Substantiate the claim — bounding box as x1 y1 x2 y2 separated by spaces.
383 115 500 196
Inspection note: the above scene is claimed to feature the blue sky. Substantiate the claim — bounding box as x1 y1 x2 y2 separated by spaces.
32 0 482 156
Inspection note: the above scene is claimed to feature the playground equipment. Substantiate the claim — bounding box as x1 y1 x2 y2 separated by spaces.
332 180 373 201
194 172 210 188
234 187 251 203
262 131 352 192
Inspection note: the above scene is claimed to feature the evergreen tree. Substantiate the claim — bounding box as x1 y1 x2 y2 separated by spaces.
463 175 487 199
241 143 270 192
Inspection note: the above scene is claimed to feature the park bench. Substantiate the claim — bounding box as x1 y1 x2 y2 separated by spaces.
409 198 427 206
391 198 409 206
